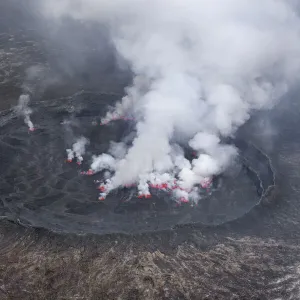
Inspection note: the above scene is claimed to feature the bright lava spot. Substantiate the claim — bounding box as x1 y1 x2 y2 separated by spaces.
81 169 94 176
179 197 189 203
98 186 106 192
138 194 152 199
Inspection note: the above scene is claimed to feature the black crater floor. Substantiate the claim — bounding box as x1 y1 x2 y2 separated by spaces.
0 91 275 234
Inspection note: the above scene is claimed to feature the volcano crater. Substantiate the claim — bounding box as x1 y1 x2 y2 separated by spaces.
0 91 275 234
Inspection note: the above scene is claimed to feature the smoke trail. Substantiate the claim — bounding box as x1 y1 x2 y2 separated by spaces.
15 94 35 131
100 76 149 124
41 0 300 201
15 65 55 132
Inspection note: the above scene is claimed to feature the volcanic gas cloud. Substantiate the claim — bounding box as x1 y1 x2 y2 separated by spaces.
41 0 300 202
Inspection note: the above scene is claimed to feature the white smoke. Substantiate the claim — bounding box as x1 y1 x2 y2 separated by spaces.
66 136 89 164
66 148 74 162
91 153 116 173
15 94 35 131
108 141 127 159
41 0 300 201
100 75 149 124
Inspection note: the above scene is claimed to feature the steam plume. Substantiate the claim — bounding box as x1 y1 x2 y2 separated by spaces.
15 94 35 131
66 136 89 165
41 0 300 201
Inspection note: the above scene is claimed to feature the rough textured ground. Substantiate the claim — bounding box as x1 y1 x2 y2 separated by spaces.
1 223 300 300
1 2 300 299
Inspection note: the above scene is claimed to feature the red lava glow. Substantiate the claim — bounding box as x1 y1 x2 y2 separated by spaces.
98 197 105 201
149 183 168 189
97 186 106 192
66 159 73 163
81 169 94 176
179 197 189 203
138 194 152 199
